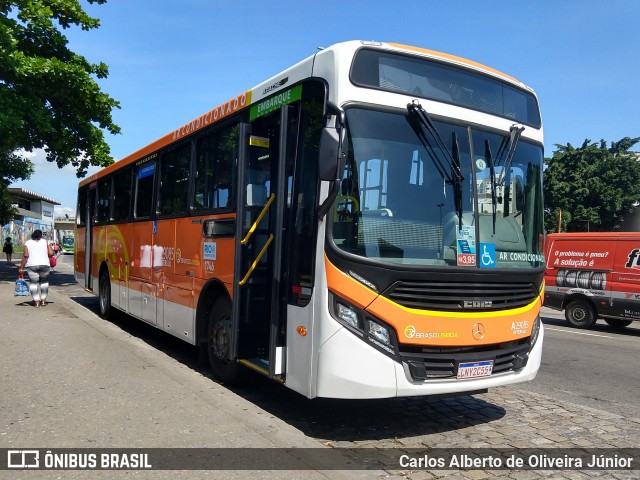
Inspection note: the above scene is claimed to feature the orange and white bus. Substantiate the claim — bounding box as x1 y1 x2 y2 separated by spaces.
76 40 544 399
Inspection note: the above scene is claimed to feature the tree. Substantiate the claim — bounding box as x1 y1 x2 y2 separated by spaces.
0 0 120 222
544 137 640 232
0 148 34 224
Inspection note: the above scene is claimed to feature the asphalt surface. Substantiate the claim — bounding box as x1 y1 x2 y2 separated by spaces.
519 311 640 418
1 257 639 479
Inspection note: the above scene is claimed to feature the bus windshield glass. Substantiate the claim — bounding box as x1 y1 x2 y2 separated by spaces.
331 108 544 269
351 49 541 128
62 236 74 248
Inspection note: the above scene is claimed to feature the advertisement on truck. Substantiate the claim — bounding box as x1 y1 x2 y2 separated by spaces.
544 232 640 329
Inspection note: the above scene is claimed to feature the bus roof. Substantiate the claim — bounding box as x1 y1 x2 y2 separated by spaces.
387 42 520 84
80 40 530 188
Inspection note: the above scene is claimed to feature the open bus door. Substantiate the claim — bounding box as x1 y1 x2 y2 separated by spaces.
231 105 294 380
85 182 97 290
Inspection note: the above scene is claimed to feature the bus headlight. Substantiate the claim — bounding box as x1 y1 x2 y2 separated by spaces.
367 320 391 346
330 293 399 359
530 315 541 347
336 303 359 329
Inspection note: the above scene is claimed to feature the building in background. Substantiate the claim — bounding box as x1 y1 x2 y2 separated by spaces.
2 188 61 246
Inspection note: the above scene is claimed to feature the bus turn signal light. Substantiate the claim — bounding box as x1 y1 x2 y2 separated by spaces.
296 326 307 336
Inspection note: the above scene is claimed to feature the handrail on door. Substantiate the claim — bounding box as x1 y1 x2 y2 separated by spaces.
241 193 276 246
239 234 274 286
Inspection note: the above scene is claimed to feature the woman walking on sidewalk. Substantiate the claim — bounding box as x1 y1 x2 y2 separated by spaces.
3 237 13 263
18 230 54 307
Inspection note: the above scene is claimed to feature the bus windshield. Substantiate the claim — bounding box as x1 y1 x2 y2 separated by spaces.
331 107 544 269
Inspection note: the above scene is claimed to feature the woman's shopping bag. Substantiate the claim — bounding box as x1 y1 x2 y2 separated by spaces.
15 274 29 296
49 255 57 268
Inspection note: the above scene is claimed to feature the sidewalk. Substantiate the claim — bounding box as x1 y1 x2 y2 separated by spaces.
1 258 639 479
0 259 365 479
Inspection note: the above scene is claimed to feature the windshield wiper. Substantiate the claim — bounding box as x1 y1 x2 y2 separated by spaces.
407 100 465 229
482 124 525 233
407 101 464 183
496 124 525 187
451 132 463 233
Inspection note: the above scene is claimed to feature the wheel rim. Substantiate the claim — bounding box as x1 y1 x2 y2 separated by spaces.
570 306 587 324
210 316 231 363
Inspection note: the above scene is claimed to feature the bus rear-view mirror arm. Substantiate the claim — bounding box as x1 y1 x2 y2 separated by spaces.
317 102 347 219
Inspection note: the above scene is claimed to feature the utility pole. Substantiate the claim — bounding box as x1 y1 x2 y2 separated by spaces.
557 208 562 233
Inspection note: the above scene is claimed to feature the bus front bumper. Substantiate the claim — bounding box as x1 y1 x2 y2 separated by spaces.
315 324 543 399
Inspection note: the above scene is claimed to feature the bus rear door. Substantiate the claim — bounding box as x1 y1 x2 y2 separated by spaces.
85 183 97 290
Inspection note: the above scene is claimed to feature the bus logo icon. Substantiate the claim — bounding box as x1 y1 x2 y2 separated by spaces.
7 450 39 468
404 325 416 338
472 323 485 340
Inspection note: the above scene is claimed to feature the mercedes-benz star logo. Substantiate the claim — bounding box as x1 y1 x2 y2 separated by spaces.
472 322 485 340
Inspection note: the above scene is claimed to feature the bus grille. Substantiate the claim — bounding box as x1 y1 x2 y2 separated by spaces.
400 341 531 380
385 280 538 311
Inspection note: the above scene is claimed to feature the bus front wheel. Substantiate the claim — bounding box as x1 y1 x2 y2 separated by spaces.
564 299 596 329
207 298 243 384
98 272 111 320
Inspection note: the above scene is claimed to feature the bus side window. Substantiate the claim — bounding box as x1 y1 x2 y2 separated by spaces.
194 123 238 211
158 142 191 216
96 178 112 223
113 169 133 222
77 188 87 226
135 162 156 219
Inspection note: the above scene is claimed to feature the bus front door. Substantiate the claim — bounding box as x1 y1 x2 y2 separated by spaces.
232 106 293 380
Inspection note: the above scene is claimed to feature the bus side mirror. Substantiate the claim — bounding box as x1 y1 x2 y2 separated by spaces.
319 127 341 181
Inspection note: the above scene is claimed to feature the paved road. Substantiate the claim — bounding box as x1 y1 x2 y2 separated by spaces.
520 309 640 418
1 257 639 479
0 257 362 480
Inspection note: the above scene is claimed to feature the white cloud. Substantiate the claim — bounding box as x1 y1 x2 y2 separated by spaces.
16 149 38 159
54 206 76 219
11 148 101 214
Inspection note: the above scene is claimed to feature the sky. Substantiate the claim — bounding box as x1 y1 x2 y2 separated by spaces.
11 0 640 217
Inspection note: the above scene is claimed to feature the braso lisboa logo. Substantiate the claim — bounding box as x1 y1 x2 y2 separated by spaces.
404 325 458 339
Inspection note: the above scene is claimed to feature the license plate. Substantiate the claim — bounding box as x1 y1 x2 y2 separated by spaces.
457 360 494 379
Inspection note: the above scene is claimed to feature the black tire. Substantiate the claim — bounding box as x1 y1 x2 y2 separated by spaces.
207 298 243 384
98 271 112 320
604 318 633 329
564 299 596 329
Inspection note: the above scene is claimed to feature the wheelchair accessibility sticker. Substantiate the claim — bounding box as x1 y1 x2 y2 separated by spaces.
479 243 496 268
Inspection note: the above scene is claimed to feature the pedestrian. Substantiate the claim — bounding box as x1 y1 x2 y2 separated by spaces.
18 229 54 307
3 237 13 263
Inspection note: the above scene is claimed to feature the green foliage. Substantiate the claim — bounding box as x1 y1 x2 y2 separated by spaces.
544 137 640 232
544 207 571 234
0 147 35 223
0 0 119 221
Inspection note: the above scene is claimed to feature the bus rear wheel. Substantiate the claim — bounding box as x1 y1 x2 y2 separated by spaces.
604 318 633 329
564 299 596 329
99 271 111 320
207 298 243 384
